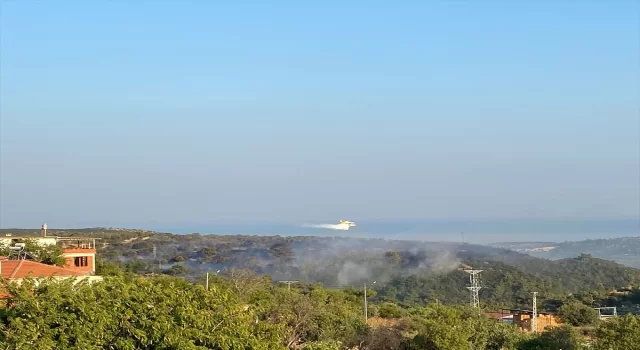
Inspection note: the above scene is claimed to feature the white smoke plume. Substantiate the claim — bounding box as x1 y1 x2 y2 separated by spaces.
289 237 464 287
302 223 351 231
337 261 372 285
413 250 461 274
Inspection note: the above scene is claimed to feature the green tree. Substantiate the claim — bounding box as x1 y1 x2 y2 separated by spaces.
252 285 365 348
399 304 528 350
95 258 125 276
301 340 342 350
518 325 586 350
592 314 640 350
558 301 600 326
378 302 407 318
23 239 66 266
166 264 189 276
0 275 286 349
485 321 526 350
0 242 10 257
402 304 474 350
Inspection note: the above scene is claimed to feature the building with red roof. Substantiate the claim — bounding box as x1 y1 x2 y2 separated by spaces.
0 226 104 299
0 234 100 274
1 259 89 280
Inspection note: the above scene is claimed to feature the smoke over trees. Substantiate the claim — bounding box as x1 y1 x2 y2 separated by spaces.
89 232 640 311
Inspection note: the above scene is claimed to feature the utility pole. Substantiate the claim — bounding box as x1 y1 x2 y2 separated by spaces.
532 292 538 333
464 269 482 308
364 283 368 321
279 280 299 291
152 244 160 272
364 281 376 322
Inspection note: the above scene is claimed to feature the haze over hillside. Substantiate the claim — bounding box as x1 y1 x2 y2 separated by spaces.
493 236 640 268
4 226 640 311
4 217 637 245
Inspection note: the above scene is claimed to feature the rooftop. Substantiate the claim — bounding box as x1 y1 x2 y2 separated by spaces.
505 308 557 316
0 259 89 279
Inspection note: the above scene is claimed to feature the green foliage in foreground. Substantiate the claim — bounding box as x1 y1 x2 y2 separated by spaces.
592 314 640 350
0 273 639 349
517 325 586 350
403 304 526 350
0 276 285 350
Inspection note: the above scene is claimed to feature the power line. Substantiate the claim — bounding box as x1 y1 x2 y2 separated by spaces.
279 280 299 291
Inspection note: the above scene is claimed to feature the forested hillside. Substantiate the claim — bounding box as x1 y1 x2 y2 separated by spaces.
5 228 639 312
4 228 640 311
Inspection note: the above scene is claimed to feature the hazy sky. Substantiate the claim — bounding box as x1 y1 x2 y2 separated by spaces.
1 1 639 228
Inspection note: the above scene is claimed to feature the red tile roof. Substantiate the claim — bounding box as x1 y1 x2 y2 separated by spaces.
0 259 88 279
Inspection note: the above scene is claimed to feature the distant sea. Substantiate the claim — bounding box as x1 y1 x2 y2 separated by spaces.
146 218 640 245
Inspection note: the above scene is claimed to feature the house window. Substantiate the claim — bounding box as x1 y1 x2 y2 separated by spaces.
74 256 89 267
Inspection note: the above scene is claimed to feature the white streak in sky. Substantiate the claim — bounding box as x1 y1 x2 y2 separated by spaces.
302 223 351 231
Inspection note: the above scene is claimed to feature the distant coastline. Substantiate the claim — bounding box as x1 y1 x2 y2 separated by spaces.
1 218 637 245
146 218 639 244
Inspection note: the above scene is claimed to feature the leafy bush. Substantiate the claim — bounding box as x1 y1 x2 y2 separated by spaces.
558 301 600 326
378 302 407 318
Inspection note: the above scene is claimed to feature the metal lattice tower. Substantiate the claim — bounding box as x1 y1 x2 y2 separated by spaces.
464 269 482 308
532 292 538 333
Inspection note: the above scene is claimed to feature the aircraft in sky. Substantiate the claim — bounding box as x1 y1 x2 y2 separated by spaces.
302 220 356 231
338 220 356 228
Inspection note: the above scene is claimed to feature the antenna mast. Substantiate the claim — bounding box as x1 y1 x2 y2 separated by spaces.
464 269 482 308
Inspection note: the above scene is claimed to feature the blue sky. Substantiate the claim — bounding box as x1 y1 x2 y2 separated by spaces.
1 1 638 229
